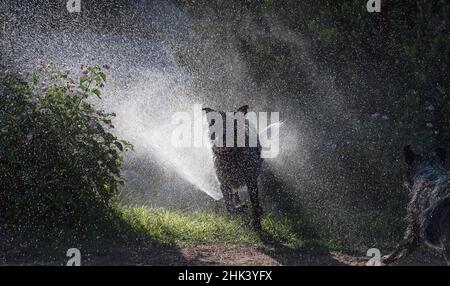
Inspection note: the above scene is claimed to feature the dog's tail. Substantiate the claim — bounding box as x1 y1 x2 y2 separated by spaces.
424 195 450 246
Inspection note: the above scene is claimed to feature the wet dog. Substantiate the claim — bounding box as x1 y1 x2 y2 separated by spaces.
383 145 450 265
202 105 263 229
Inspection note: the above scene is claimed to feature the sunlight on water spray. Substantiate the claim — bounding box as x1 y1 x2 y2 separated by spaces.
109 75 223 200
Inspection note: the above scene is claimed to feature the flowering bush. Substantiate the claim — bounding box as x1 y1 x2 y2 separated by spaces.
0 63 132 230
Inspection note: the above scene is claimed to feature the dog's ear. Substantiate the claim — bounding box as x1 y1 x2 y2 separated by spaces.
202 107 215 114
404 145 416 166
236 105 249 115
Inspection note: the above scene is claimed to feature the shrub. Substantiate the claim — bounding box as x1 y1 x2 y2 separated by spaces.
0 63 132 232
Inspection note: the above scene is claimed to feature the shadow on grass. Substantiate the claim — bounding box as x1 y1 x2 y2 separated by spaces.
251 228 347 266
260 167 320 240
0 206 189 266
256 167 352 265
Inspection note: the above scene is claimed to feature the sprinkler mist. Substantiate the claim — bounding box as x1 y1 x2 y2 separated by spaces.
110 86 223 200
1 0 392 243
1 0 302 206
0 4 225 201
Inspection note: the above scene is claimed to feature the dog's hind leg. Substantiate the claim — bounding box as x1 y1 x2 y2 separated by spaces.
383 193 421 265
443 238 450 266
231 190 250 225
383 228 420 265
435 199 450 265
247 178 263 230
440 225 450 265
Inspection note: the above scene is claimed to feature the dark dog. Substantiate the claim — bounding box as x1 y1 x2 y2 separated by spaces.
203 105 263 229
383 145 450 265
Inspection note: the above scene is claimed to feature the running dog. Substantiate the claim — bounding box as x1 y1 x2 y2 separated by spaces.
202 105 263 229
383 145 450 265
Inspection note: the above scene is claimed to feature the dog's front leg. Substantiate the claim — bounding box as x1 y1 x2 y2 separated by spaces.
247 179 263 230
444 243 450 266
382 228 419 265
442 235 450 266
220 184 235 214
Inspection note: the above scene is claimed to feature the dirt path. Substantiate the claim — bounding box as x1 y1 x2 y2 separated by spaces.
82 243 446 266
177 243 446 266
4 243 446 266
178 243 363 266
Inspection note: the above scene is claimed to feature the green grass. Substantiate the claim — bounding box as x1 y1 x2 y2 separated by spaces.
2 204 371 265
118 206 308 249
7 205 428 265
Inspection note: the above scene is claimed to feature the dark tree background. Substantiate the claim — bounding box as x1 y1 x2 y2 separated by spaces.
173 0 449 246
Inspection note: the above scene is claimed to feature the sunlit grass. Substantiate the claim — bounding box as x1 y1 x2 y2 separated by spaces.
118 206 306 248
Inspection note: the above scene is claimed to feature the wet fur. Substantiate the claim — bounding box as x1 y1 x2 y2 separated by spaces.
203 105 263 229
383 146 450 265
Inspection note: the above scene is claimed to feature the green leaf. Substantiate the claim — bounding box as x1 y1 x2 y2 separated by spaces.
92 89 101 98
114 141 123 151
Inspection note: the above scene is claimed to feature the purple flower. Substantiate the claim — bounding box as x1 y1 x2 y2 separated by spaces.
96 109 104 115
88 121 97 129
426 123 433 128
26 133 33 141
371 112 381 119
111 112 116 117
81 68 88 75
109 124 114 129
64 68 70 75
381 115 389 121
102 64 110 70
40 81 46 89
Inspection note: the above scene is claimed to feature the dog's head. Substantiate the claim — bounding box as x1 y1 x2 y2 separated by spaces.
404 145 446 167
202 105 249 147
403 145 446 187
